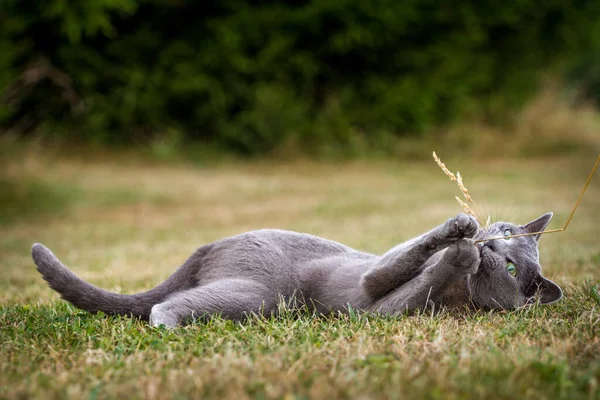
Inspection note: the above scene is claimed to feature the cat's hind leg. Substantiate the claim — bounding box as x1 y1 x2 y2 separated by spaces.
149 279 276 328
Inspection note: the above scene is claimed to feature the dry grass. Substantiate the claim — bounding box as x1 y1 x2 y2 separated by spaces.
432 151 485 226
1 150 600 399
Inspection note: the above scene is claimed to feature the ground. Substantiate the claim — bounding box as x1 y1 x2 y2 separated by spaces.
1 152 599 399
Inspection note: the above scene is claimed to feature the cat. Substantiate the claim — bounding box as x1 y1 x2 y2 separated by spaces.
32 212 562 327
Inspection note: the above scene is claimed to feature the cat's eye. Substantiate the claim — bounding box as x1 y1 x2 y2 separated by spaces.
506 262 517 276
503 229 512 239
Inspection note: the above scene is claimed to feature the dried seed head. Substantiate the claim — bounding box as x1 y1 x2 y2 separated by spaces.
456 172 473 202
455 196 478 220
434 151 486 227
433 151 457 182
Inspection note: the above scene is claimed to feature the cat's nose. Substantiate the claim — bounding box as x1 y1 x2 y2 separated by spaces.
484 241 497 252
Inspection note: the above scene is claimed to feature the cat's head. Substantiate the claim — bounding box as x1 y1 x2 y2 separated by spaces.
469 212 562 309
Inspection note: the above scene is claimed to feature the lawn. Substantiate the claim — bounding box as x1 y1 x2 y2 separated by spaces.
1 151 599 399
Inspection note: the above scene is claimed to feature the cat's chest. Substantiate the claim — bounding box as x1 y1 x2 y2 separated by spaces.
438 276 472 309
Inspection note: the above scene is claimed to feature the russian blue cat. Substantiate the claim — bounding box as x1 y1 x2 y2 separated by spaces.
32 213 562 327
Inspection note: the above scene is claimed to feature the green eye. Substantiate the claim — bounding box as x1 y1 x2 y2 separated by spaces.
506 262 517 276
503 229 512 239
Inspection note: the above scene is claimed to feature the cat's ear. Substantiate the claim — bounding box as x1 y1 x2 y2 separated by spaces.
522 212 553 241
535 275 563 304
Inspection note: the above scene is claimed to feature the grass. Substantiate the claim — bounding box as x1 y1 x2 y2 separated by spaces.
1 150 600 399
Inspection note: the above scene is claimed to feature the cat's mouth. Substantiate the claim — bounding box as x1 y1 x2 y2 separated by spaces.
476 243 495 271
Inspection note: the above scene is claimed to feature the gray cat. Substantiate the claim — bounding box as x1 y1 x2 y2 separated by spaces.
32 213 562 327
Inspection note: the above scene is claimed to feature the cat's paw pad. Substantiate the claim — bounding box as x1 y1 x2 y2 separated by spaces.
444 239 480 274
447 213 478 240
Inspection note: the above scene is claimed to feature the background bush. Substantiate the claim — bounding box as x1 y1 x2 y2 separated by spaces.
1 0 600 156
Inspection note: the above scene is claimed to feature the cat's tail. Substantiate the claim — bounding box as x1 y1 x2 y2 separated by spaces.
32 243 207 320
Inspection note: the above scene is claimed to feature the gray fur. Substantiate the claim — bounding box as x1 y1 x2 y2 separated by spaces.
32 213 562 327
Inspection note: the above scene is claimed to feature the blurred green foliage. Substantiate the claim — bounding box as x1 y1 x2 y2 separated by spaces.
1 0 599 155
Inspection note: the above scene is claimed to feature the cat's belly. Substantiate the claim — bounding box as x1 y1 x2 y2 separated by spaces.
296 256 375 313
192 229 376 309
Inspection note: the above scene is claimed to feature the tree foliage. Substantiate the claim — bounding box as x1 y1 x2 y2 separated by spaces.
1 0 599 155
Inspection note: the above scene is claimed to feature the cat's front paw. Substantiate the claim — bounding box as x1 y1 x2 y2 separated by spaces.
443 239 480 274
445 213 478 241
